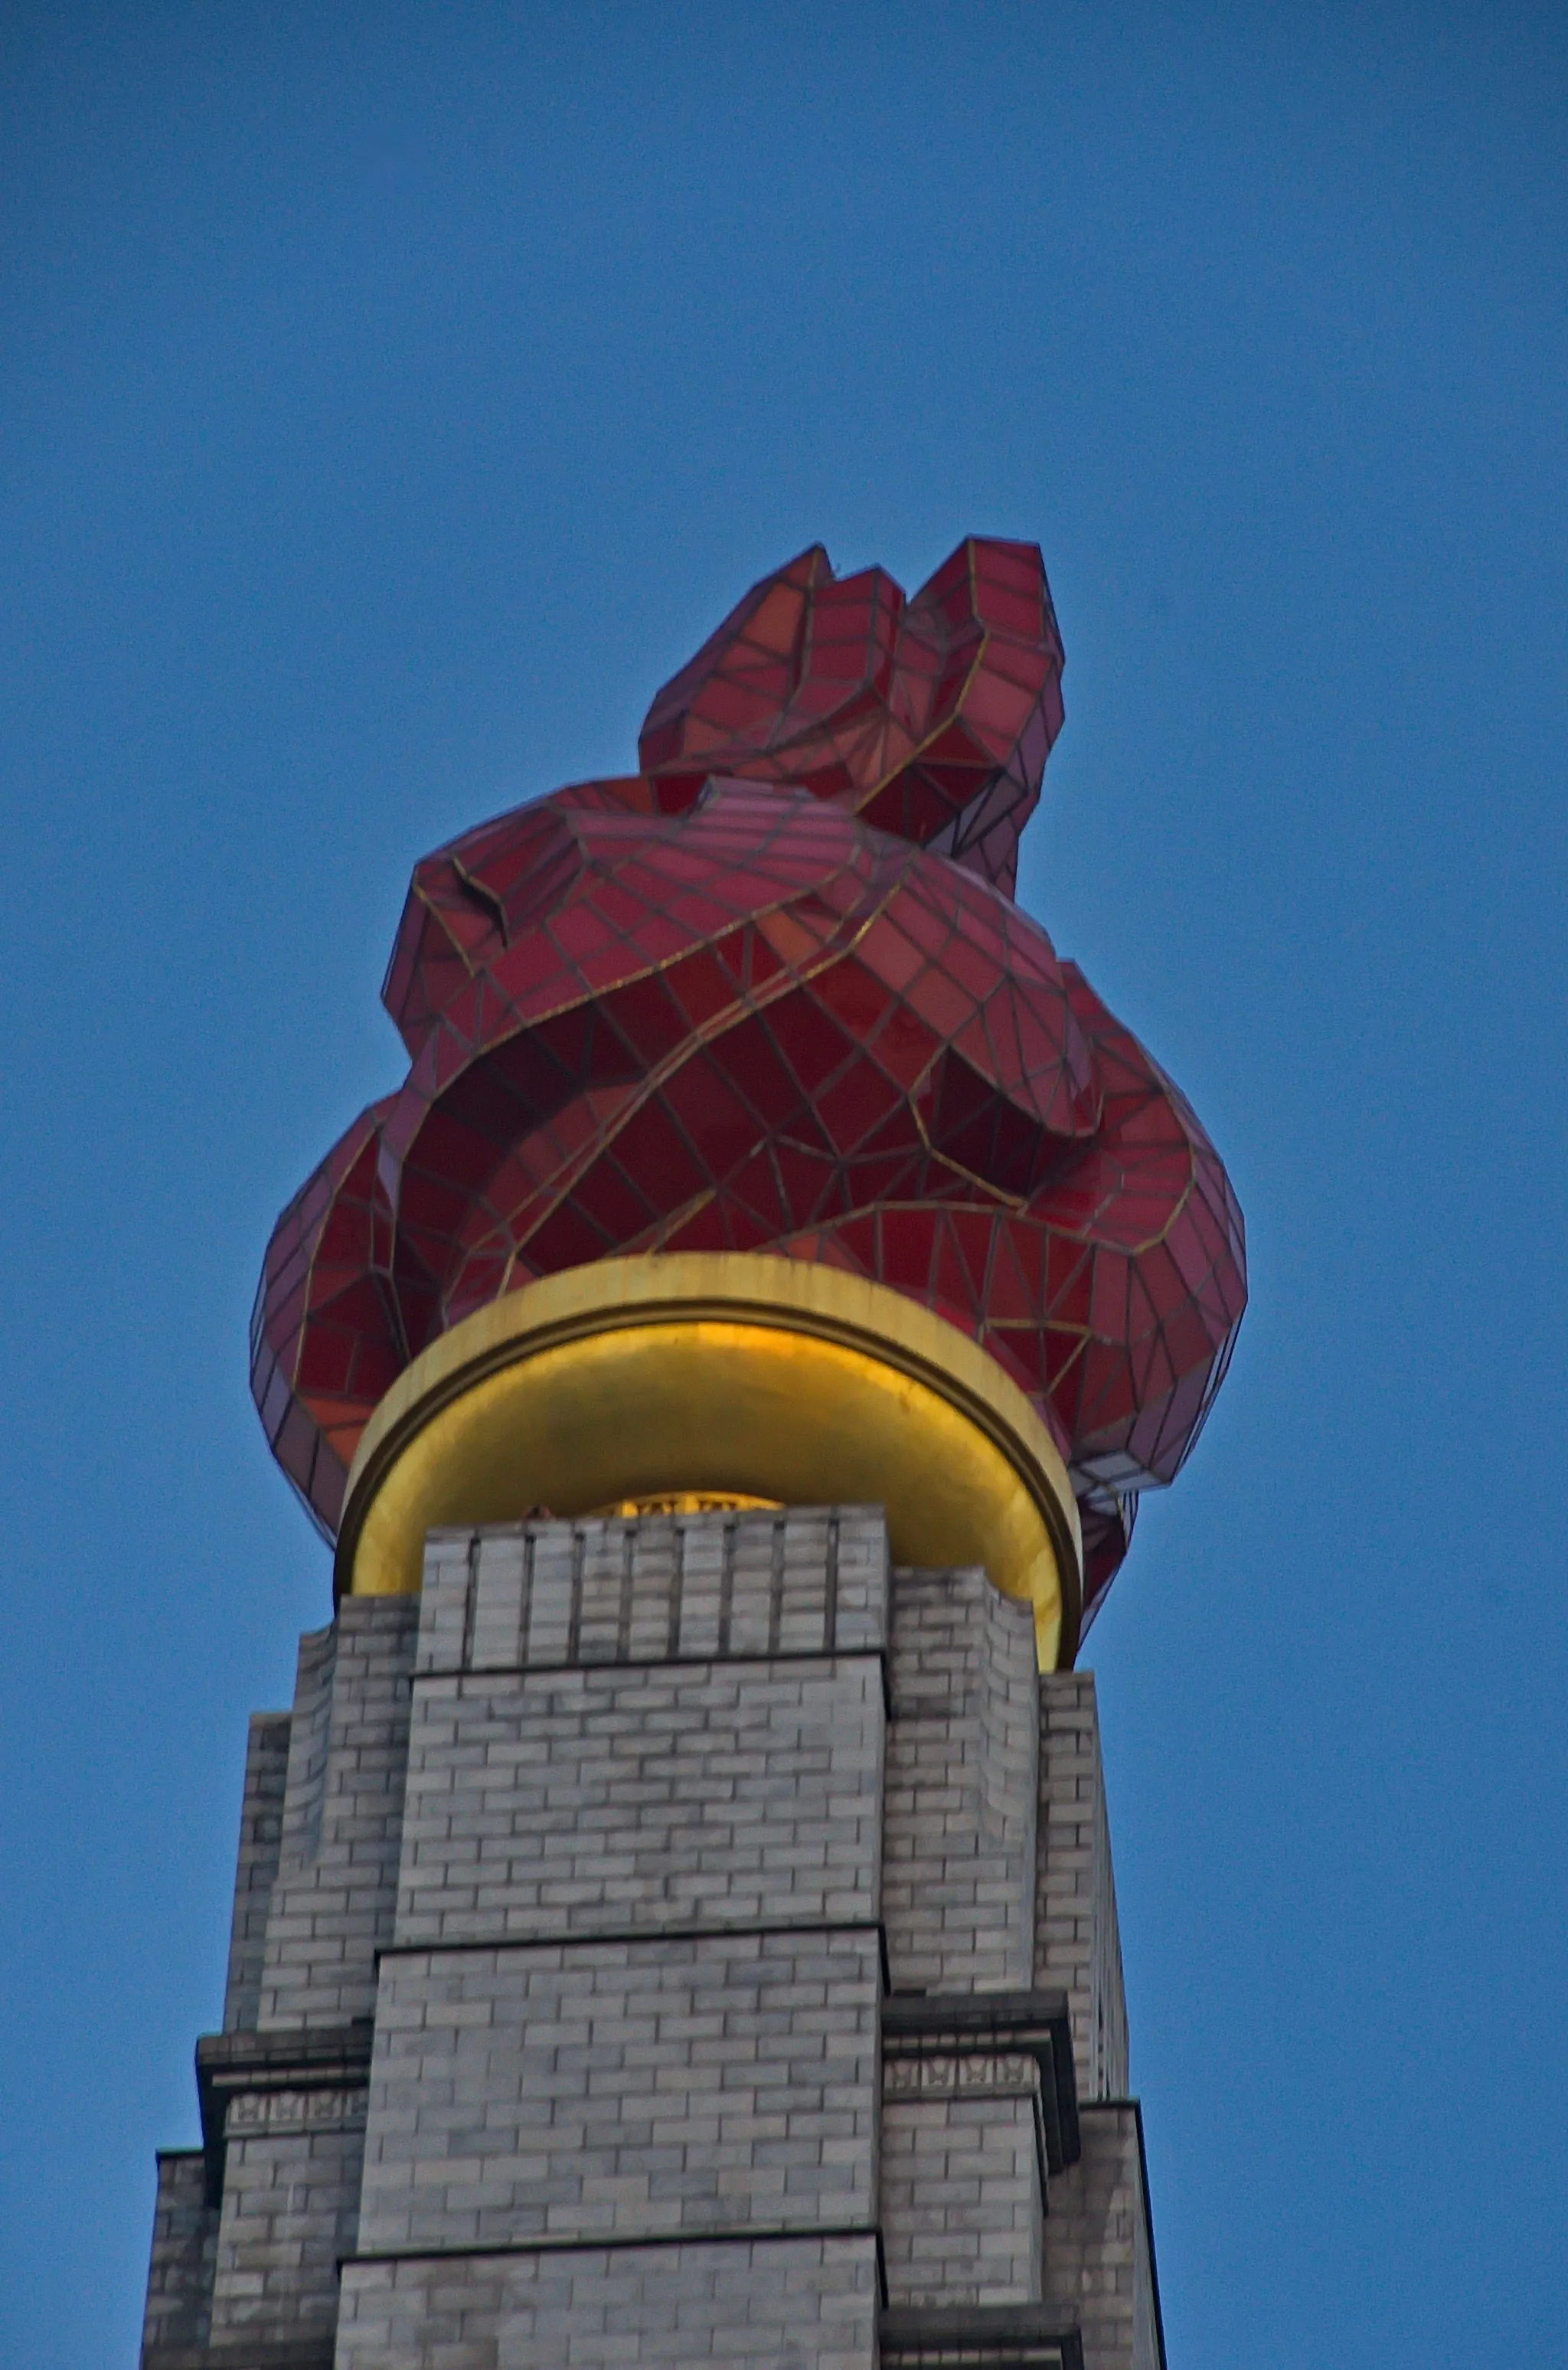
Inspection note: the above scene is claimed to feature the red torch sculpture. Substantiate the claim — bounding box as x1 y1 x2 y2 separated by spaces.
252 540 1245 1666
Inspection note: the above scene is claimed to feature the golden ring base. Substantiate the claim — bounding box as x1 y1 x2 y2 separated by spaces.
335 1252 1083 1669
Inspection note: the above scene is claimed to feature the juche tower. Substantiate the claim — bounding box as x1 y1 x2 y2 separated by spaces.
139 539 1246 2370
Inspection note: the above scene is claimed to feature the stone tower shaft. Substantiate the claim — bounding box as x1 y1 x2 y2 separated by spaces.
142 1508 1161 2369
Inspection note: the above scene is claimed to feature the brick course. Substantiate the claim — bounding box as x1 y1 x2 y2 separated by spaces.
336 2234 881 2369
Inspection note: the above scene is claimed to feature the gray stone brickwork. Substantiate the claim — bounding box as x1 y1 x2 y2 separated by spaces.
257 1600 420 2031
208 2120 366 2345
142 2152 216 2355
358 1929 880 2253
416 1505 886 1679
1040 2106 1162 2370
224 1714 292 2035
880 2066 1044 2308
395 1655 884 1946
336 2234 882 2369
140 1508 1161 2370
1034 1675 1130 2103
883 1564 1040 1992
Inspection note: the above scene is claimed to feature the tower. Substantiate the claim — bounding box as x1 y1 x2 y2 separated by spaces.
139 539 1245 2369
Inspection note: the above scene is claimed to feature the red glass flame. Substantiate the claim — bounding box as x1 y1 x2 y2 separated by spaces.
252 538 1246 1630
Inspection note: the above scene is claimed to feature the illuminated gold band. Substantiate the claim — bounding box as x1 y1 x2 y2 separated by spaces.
336 1252 1083 1669
590 1492 782 1517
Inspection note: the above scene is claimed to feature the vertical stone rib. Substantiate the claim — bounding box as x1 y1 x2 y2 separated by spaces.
221 1712 292 2035
881 1564 1038 1993
1034 1671 1129 2101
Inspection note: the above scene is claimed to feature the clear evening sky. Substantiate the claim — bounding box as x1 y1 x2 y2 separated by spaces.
2 6 1565 2362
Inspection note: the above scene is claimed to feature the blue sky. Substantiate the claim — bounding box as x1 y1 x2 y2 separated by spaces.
2 5 1566 2362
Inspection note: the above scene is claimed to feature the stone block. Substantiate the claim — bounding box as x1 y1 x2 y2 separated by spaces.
354 1927 881 2254
395 1657 884 1947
